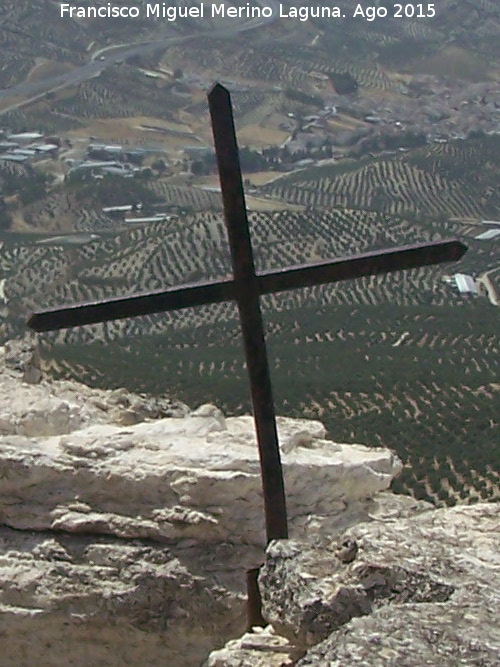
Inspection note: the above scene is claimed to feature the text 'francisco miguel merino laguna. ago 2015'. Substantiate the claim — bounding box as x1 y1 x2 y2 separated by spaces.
59 3 437 21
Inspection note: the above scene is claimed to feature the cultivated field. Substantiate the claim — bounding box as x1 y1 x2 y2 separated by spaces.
2 132 500 506
1 0 500 506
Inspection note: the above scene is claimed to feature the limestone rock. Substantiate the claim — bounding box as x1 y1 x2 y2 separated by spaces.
0 525 261 667
206 626 305 667
0 338 188 437
0 345 401 546
2 335 42 383
210 502 500 666
0 338 403 667
0 412 401 545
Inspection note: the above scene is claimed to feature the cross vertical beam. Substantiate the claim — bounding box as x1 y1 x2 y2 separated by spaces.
26 85 468 552
208 84 288 542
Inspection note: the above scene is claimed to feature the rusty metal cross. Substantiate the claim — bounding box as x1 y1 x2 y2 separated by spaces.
28 83 467 545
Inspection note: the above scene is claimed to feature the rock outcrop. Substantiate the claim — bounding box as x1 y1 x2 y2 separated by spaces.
207 500 500 667
1 526 253 667
0 338 402 667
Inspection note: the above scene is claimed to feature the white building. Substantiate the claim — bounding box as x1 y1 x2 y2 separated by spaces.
454 273 478 294
475 229 500 240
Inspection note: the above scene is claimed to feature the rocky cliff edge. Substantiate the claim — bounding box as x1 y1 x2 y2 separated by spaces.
0 337 403 667
207 500 500 666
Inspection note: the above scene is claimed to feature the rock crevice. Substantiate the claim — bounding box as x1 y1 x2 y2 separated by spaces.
208 502 500 666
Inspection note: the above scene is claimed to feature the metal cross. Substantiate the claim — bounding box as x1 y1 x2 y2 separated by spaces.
28 83 467 545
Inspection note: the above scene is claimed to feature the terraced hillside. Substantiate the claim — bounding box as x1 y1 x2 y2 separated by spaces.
0 1 87 89
3 0 500 142
262 135 500 219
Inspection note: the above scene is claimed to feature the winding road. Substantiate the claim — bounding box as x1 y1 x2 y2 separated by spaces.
0 2 280 115
477 267 500 306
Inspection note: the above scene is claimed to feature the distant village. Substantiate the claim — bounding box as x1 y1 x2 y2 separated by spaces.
0 128 154 177
1 68 500 292
0 130 60 164
2 69 500 185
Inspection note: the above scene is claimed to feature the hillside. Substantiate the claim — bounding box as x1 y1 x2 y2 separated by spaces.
1 131 499 508
1 2 499 508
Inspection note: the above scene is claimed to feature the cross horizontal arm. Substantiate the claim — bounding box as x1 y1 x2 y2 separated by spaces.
27 277 235 332
257 239 466 295
27 238 466 332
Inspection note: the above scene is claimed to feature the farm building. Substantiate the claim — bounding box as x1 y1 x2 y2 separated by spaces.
10 148 37 157
124 214 171 223
0 154 28 163
102 205 135 214
7 132 43 143
454 273 478 294
31 143 59 155
475 229 500 240
88 143 124 154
